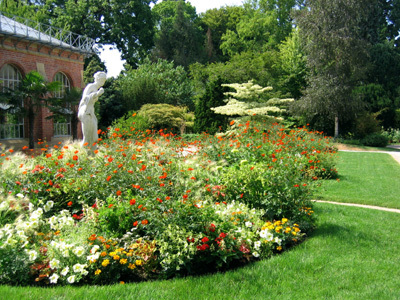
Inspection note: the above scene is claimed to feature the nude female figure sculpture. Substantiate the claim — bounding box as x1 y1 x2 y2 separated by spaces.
78 71 107 150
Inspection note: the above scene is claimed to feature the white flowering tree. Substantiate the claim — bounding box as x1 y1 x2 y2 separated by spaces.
211 80 293 120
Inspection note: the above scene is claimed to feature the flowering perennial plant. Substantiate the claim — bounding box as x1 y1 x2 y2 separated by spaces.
0 120 333 285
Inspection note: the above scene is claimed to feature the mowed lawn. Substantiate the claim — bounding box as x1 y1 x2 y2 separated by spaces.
315 151 400 209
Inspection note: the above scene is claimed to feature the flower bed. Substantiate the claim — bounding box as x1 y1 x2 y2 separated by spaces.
0 121 337 285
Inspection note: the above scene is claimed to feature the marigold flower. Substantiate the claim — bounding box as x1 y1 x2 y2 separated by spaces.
95 269 101 275
120 259 128 264
141 219 149 225
135 260 143 266
102 259 110 267
67 201 73 206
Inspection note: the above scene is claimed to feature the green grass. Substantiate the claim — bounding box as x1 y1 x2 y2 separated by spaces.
315 151 400 208
1 203 399 299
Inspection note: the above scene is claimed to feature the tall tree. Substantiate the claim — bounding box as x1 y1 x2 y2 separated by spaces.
200 6 246 62
293 0 376 137
1 0 156 67
151 0 205 68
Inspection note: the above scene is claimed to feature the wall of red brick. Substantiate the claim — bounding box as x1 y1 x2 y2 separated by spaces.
0 35 86 142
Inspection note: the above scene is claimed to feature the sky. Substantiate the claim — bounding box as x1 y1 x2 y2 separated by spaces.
98 0 244 78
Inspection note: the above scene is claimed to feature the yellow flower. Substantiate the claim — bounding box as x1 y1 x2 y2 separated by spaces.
109 251 116 257
120 258 128 265
291 231 297 236
285 227 291 233
126 252 133 257
275 226 282 233
95 269 101 275
102 259 110 267
113 255 120 260
277 246 282 251
128 263 136 270
135 260 143 266
281 218 288 224
120 281 125 284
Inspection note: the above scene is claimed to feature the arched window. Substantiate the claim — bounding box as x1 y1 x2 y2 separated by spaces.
54 72 71 98
0 64 22 91
0 64 24 139
53 72 72 136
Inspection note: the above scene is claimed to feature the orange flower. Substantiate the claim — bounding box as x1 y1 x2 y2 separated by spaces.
230 120 235 126
106 175 112 182
67 201 73 206
116 190 122 196
141 219 148 225
133 221 138 227
73 155 78 161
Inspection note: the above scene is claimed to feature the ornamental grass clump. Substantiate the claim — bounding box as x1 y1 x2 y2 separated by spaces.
0 120 336 285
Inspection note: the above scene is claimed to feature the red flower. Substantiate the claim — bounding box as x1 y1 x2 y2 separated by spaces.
201 237 209 243
67 201 73 206
140 164 147 171
130 199 136 205
116 190 122 196
133 221 138 227
108 204 114 208
219 232 227 239
73 155 78 161
141 219 148 225
209 224 216 232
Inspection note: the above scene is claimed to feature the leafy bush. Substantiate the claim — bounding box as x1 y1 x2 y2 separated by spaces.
138 104 194 134
381 128 400 143
361 133 389 147
120 58 194 111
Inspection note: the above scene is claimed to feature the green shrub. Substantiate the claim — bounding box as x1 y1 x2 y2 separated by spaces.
108 111 149 138
361 133 389 147
138 104 194 134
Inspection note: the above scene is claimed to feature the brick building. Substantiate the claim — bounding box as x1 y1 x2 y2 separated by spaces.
0 12 95 149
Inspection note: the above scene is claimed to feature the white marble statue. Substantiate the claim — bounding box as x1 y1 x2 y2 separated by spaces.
78 71 107 150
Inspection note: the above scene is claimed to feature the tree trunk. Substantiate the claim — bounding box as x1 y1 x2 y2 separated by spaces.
28 107 35 149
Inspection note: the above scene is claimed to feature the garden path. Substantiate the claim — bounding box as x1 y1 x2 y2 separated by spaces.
314 144 400 214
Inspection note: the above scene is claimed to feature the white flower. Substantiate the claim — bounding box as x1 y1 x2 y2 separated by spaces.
254 241 261 250
274 237 282 245
16 193 24 198
27 250 37 261
62 249 70 257
49 273 59 284
44 201 54 212
73 246 85 257
73 263 86 273
60 267 69 276
260 229 274 241
49 259 60 269
0 201 8 211
67 275 76 284
90 245 100 254
87 253 100 263
252 252 260 258
245 221 253 228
